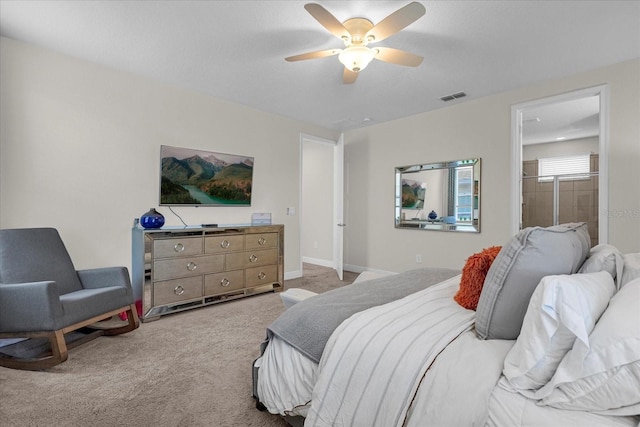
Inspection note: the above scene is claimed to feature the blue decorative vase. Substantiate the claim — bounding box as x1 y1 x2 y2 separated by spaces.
140 208 165 229
428 210 438 220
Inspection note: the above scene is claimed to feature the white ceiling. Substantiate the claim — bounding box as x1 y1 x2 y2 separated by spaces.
522 95 601 145
1 1 639 141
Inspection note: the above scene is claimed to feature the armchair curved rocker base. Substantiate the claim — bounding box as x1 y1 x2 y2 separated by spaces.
0 304 139 371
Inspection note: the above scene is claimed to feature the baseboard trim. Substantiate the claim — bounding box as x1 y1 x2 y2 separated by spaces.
302 256 333 268
343 264 397 276
286 264 397 280
285 270 302 280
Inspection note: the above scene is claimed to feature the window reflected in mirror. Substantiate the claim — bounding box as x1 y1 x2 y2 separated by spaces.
395 158 481 232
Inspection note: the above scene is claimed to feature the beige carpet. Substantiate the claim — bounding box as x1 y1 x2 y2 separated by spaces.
0 264 357 427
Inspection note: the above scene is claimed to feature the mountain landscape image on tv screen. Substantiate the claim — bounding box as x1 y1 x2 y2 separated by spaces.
160 145 253 206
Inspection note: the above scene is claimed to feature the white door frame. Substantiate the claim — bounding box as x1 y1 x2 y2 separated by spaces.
334 134 345 280
299 133 344 279
510 85 609 242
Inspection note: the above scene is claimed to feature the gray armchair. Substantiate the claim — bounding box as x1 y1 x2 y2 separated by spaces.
0 227 139 370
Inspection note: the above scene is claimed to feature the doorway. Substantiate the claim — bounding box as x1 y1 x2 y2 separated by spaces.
300 133 344 279
511 85 609 245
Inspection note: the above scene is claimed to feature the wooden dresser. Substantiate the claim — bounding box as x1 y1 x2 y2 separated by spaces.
132 224 284 322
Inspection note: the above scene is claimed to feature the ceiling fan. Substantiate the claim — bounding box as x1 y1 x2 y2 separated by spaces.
285 2 426 84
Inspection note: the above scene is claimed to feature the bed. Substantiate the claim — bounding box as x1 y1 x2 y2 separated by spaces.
252 223 640 427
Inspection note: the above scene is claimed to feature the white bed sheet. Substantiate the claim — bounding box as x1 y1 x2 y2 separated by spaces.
256 335 316 417
486 378 640 427
405 329 514 427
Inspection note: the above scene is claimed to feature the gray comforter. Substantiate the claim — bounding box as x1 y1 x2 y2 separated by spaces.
267 267 460 363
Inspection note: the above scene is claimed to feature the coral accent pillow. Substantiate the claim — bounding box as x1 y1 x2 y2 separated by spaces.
454 246 502 310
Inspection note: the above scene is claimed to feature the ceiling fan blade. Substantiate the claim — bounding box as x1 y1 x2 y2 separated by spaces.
366 2 426 43
304 3 351 40
285 48 341 62
343 68 359 84
374 47 423 67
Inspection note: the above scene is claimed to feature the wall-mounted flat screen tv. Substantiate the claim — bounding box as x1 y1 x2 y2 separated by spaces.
160 145 254 206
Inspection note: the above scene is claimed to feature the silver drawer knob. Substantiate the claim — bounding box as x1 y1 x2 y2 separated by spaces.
186 262 197 271
257 237 267 245
174 285 185 296
249 254 258 263
174 243 185 253
220 240 230 249
258 271 266 280
220 277 230 287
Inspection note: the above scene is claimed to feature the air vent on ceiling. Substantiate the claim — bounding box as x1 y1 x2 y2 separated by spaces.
440 91 467 102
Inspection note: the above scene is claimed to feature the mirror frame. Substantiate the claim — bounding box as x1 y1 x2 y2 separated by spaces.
395 158 481 232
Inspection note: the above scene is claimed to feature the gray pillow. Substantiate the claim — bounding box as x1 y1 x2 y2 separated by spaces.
475 223 591 340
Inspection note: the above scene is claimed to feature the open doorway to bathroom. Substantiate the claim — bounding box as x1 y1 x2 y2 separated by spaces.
511 86 609 246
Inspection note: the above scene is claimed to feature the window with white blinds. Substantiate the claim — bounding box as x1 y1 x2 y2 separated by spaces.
538 154 591 182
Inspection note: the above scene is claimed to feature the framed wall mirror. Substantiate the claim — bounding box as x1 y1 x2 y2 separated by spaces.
395 158 481 232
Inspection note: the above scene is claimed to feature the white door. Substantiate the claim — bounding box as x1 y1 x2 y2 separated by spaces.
334 134 345 280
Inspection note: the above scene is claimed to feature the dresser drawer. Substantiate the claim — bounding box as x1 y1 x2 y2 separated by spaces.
245 233 278 250
153 254 224 281
153 276 202 306
204 235 244 254
225 248 278 270
154 237 202 259
205 270 245 295
246 265 278 287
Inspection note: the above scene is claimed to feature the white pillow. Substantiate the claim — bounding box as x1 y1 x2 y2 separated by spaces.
578 244 623 281
536 277 640 415
620 253 640 288
503 272 614 391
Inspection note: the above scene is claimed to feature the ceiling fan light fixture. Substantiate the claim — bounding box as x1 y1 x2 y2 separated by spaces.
288 3 426 81
338 46 375 72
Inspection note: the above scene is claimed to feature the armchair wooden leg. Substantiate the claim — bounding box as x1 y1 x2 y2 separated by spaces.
0 305 139 370
49 330 68 364
103 304 140 336
0 330 68 371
